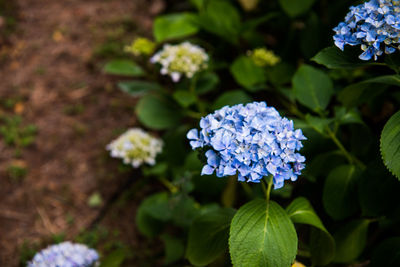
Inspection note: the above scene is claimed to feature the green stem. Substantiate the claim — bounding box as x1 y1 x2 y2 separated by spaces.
283 99 366 170
189 75 206 115
326 128 366 170
184 110 203 119
261 175 273 203
158 177 178 193
222 175 237 207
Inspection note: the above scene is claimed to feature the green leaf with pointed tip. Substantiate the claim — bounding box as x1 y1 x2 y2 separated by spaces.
103 60 145 77
173 90 197 108
186 207 235 266
230 56 267 90
197 0 241 44
136 95 182 130
312 46 381 69
333 219 370 263
229 199 297 267
293 64 334 112
161 234 185 265
323 165 361 220
212 90 252 110
279 0 316 17
99 249 126 267
286 197 335 265
358 160 400 217
338 75 399 107
118 81 162 97
153 13 199 42
381 110 400 179
196 72 219 95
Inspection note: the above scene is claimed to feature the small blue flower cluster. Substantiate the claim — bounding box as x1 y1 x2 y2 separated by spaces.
28 242 99 267
187 102 306 189
333 0 400 60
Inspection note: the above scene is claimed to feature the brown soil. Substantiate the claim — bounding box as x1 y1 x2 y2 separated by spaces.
0 0 164 265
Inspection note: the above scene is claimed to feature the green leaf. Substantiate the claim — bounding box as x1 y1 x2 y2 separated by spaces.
333 219 370 263
370 237 400 267
196 72 219 95
266 62 295 87
358 160 400 217
292 64 334 112
212 90 252 110
381 110 400 179
197 0 241 44
141 192 171 221
135 196 166 238
173 90 197 108
170 195 200 228
187 207 236 266
286 197 335 265
229 199 297 267
100 249 126 267
161 234 185 265
312 46 380 69
305 114 333 135
153 13 199 42
103 60 145 77
117 81 161 97
338 75 399 107
136 95 181 130
334 107 364 125
323 165 361 220
279 0 316 17
230 56 267 90
303 151 346 182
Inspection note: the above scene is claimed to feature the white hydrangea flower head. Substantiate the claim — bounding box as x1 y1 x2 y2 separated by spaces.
107 128 163 168
150 41 209 82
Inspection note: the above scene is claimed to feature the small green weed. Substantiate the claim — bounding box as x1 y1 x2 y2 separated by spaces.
0 115 37 148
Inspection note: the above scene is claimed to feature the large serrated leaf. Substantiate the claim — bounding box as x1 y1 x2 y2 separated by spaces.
278 0 316 17
103 60 145 77
292 64 334 112
186 207 235 266
286 197 335 265
229 199 297 267
333 219 370 263
312 46 381 69
323 165 361 220
117 81 162 97
338 75 399 107
381 110 400 179
153 13 199 42
136 95 182 130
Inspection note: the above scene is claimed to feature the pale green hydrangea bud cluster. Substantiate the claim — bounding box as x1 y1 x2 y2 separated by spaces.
150 41 209 82
107 128 163 168
248 47 280 67
124 37 156 56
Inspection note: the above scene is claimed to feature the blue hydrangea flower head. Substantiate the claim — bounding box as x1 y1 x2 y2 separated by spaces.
28 241 99 267
333 0 400 60
187 102 306 189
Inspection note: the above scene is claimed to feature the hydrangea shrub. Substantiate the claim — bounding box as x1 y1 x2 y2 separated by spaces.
101 0 400 266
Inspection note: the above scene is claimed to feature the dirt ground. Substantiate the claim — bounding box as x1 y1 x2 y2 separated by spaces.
0 0 165 265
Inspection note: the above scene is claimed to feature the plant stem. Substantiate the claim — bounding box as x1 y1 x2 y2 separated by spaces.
261 175 273 203
189 75 206 115
326 127 366 170
283 99 366 170
158 177 178 193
